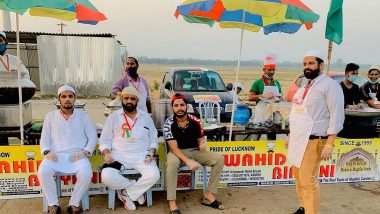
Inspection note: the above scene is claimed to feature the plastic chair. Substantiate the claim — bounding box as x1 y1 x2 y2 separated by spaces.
198 101 220 124
42 173 90 213
107 168 153 210
164 139 208 193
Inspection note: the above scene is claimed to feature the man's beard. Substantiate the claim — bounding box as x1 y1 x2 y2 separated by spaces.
304 67 320 79
122 102 137 112
174 109 187 118
60 102 74 110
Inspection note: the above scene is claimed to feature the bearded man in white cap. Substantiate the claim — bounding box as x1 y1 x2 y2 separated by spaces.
0 31 30 78
286 51 344 214
38 85 98 214
99 86 160 211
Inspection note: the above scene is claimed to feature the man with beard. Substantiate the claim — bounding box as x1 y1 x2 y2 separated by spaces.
287 50 344 214
164 93 225 214
39 85 98 214
360 65 380 108
110 57 151 113
99 87 160 211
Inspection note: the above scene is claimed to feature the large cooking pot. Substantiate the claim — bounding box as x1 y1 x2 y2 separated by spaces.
0 71 36 104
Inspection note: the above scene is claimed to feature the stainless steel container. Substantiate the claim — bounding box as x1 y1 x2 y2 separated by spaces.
0 101 32 127
151 99 172 133
0 72 36 104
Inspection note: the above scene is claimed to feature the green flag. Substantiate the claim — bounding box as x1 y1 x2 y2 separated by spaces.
325 0 343 45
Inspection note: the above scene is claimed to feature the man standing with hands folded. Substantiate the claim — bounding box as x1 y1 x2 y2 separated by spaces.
287 50 344 214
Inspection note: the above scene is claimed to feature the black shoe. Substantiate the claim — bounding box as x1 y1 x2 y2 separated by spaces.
293 207 305 214
48 205 61 214
67 205 83 214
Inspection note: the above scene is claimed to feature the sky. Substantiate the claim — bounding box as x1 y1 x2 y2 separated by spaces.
1 0 379 64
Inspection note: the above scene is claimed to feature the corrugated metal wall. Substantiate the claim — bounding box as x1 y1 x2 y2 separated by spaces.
37 35 123 96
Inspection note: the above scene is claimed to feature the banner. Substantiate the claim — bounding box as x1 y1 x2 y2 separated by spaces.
1 139 379 199
0 143 166 199
194 139 380 188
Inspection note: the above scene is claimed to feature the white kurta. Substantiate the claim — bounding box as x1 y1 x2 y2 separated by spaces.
0 53 30 79
99 108 158 164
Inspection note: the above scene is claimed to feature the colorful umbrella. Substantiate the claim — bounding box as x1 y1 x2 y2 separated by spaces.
28 0 107 25
175 0 320 140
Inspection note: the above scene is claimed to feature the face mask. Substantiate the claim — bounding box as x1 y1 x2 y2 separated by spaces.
0 44 6 54
126 66 138 77
264 74 273 79
347 75 357 83
370 79 378 84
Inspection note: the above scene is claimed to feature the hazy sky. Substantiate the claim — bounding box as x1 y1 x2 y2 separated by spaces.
1 0 379 64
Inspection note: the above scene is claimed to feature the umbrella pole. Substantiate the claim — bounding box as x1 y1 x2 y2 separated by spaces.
228 10 246 141
16 12 24 144
327 40 333 75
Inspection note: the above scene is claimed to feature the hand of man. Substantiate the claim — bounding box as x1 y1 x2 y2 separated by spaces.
104 153 114 164
186 159 201 171
262 92 274 99
321 145 334 161
144 154 154 164
199 140 206 152
44 152 57 162
71 151 89 162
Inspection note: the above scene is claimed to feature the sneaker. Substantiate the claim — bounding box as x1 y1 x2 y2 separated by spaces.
293 207 305 214
67 205 83 214
117 189 136 210
48 205 61 214
137 193 146 205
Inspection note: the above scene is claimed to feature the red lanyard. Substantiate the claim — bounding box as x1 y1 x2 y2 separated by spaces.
130 78 141 92
60 110 71 121
301 80 312 101
123 113 138 131
261 75 274 86
0 55 9 71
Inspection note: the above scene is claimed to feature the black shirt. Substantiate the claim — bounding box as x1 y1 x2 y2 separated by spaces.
164 114 204 149
360 81 380 101
340 82 361 108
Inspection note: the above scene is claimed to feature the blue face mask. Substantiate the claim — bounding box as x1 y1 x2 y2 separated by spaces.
126 66 138 78
347 75 357 83
0 44 6 54
264 74 273 79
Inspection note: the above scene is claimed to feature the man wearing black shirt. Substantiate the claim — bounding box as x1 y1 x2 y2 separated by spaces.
164 93 225 214
340 63 362 109
360 65 380 108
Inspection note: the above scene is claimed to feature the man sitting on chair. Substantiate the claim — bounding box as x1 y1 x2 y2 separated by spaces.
99 87 160 211
38 85 98 214
164 93 225 214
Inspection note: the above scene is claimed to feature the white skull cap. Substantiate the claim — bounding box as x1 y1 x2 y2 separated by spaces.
0 31 6 39
57 85 75 96
304 50 324 62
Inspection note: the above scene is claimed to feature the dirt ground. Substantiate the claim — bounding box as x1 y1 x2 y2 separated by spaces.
2 99 379 214
1 182 380 214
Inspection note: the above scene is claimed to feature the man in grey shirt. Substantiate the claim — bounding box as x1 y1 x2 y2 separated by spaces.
287 50 344 214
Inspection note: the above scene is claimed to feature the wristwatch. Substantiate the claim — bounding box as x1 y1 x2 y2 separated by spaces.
43 150 50 156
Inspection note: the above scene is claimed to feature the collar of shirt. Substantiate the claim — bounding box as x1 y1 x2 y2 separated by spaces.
309 72 325 86
118 108 143 120
126 74 140 82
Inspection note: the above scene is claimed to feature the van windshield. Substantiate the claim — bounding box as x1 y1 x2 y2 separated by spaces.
174 70 227 92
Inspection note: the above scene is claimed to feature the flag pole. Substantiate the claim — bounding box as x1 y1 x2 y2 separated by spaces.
327 40 333 75
16 11 24 144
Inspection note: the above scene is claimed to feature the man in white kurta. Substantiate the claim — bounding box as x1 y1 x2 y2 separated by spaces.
287 51 344 214
99 86 160 211
38 85 98 214
0 31 30 78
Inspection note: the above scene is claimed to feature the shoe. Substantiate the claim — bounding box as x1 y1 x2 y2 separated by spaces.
117 189 136 210
137 193 146 205
293 207 305 214
67 205 83 214
48 205 61 214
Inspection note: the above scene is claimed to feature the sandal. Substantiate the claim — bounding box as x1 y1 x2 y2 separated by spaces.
169 210 182 214
201 198 225 210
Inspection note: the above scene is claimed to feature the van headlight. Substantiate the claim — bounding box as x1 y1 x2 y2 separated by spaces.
225 104 233 112
187 104 194 113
